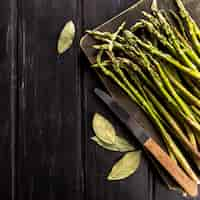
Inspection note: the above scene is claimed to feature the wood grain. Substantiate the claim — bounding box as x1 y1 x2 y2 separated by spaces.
0 0 17 199
16 0 83 199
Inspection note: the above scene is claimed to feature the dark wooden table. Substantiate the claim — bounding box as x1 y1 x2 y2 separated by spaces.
0 0 199 199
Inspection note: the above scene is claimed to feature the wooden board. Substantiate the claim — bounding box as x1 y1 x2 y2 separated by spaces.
0 0 199 199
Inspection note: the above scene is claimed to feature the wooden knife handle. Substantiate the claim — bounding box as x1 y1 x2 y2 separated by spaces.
144 138 198 197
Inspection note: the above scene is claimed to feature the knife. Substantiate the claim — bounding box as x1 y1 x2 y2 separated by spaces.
97 74 182 191
94 88 198 197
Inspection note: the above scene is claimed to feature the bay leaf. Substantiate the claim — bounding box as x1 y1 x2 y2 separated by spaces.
57 20 75 54
91 136 135 152
91 136 119 151
92 113 116 145
107 151 141 181
115 135 135 152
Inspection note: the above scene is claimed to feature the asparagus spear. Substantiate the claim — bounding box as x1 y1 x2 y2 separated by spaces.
169 9 187 39
144 85 200 159
123 30 200 80
131 21 145 33
165 69 200 109
135 19 176 56
183 77 200 99
174 0 200 56
142 11 161 29
118 57 155 90
173 27 200 68
161 10 200 70
191 106 200 120
145 9 200 69
95 50 140 106
149 56 198 147
151 58 194 118
140 17 200 71
125 69 178 162
153 10 198 71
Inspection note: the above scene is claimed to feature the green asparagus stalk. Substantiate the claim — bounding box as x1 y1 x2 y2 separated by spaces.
173 27 200 68
118 57 155 90
136 19 177 56
165 68 200 109
144 85 200 159
151 58 194 117
174 0 200 56
154 10 198 71
123 30 200 80
169 9 187 39
95 50 140 106
131 21 145 33
108 22 126 51
191 106 200 120
183 77 200 99
193 112 200 125
194 24 200 41
142 11 161 29
144 9 200 69
161 10 200 70
126 69 178 162
142 16 200 71
124 66 170 128
149 57 198 148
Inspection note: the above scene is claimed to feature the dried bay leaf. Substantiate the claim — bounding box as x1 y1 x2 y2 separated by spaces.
57 20 75 54
91 136 135 152
92 113 116 145
107 151 141 180
91 136 119 151
115 135 135 152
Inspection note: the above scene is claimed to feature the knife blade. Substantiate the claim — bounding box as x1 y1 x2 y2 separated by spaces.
95 88 149 144
94 88 198 197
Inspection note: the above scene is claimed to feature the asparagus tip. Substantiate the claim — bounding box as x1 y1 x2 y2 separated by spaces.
86 30 92 34
151 0 158 12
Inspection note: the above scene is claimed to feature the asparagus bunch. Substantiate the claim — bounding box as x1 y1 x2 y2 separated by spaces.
87 0 200 187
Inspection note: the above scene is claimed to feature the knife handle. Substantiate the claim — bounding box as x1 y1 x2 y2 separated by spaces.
144 138 198 197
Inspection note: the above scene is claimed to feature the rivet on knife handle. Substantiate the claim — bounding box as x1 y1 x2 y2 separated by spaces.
144 138 198 197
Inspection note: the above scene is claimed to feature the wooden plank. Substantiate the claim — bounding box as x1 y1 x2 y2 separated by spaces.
16 0 83 199
0 0 17 199
82 1 153 200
